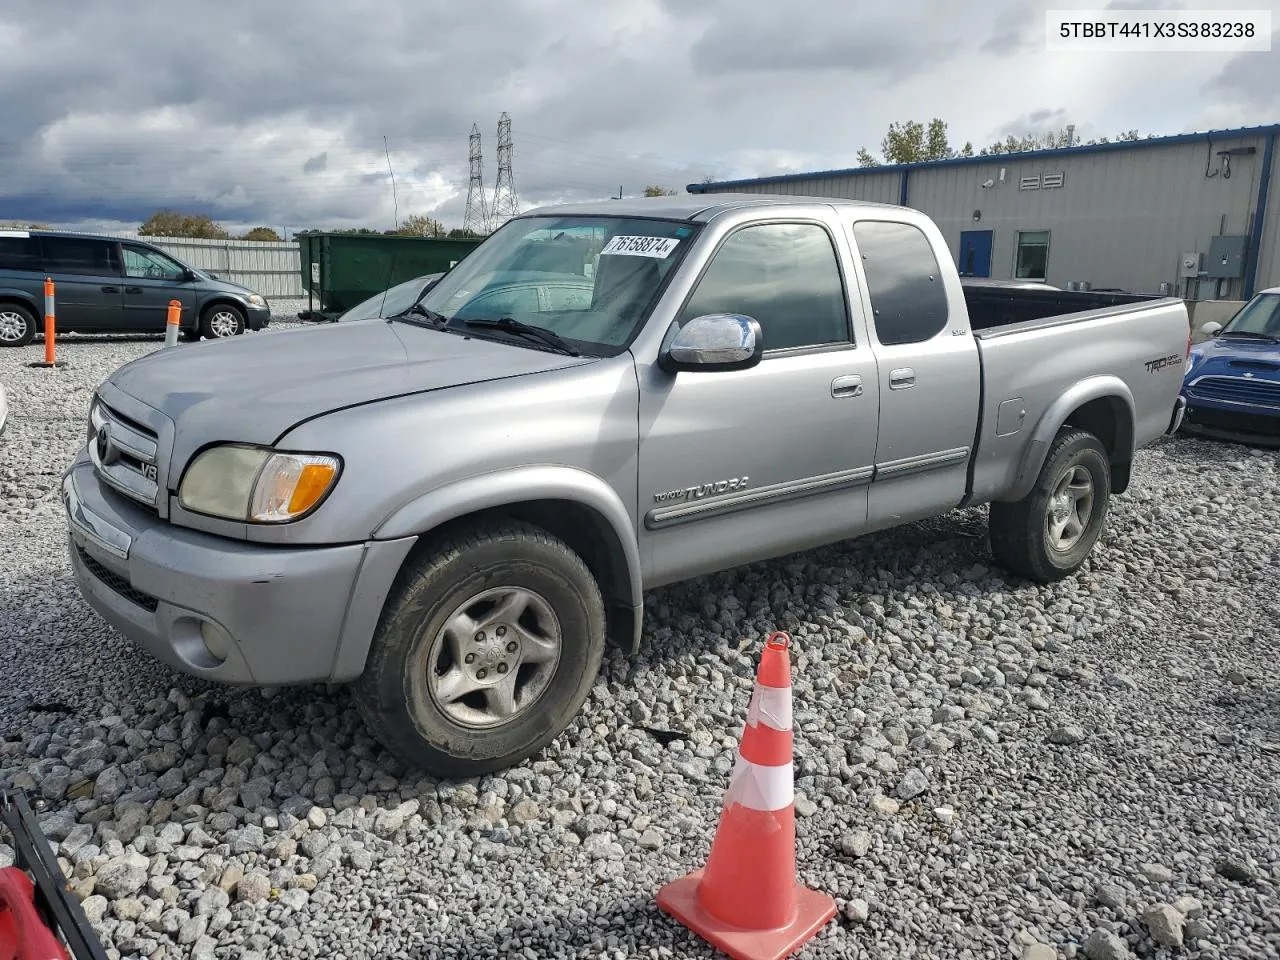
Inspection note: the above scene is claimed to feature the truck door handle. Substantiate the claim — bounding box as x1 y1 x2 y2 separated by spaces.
889 367 916 390
101 286 120 294
831 375 864 398
124 287 143 295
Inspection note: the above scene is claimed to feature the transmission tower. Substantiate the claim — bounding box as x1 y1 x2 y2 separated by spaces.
463 123 489 235
490 112 520 229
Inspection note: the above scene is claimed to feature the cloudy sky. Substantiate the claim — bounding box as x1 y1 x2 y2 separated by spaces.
0 0 1276 235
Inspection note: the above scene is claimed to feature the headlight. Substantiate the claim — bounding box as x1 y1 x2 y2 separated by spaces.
178 444 341 523
245 294 267 308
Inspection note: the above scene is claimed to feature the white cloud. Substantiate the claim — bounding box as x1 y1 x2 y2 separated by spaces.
1 0 1276 231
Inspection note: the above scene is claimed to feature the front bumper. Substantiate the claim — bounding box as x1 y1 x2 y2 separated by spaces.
1179 402 1280 448
245 303 271 331
62 455 415 685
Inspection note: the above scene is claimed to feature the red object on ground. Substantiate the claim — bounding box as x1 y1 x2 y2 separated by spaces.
0 866 69 960
656 631 837 960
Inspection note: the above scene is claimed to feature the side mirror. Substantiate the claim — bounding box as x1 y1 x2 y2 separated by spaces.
1198 321 1222 338
659 313 763 374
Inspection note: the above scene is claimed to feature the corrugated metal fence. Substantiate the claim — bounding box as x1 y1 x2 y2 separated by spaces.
105 234 302 297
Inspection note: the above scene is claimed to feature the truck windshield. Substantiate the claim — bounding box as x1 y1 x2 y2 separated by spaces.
1221 293 1280 338
415 215 698 355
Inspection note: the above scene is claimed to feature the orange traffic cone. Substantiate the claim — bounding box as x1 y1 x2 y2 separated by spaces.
657 631 836 960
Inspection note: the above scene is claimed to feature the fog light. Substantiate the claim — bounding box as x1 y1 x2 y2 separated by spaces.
200 622 231 663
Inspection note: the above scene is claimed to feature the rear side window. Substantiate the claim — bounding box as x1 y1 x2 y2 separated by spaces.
853 220 949 346
40 237 120 278
0 235 41 271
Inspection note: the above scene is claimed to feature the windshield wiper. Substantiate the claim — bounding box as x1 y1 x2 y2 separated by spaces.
462 317 580 356
390 302 450 328
1219 330 1280 342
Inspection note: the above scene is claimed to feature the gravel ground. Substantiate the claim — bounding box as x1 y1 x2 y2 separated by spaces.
1 305 1278 960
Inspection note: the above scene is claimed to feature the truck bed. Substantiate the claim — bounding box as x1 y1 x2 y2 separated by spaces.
963 281 1159 331
963 292 1189 506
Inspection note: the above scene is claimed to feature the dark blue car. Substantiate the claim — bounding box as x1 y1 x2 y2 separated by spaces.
1181 287 1280 446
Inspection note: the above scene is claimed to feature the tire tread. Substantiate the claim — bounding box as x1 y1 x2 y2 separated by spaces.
989 428 1110 583
353 519 603 777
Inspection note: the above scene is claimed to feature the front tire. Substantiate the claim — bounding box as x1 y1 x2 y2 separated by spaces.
989 428 1111 582
199 304 245 339
0 303 37 347
354 521 606 777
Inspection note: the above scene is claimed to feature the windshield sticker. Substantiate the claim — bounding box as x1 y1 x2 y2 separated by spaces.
600 235 680 258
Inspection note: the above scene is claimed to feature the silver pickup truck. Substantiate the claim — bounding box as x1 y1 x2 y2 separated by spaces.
63 195 1189 776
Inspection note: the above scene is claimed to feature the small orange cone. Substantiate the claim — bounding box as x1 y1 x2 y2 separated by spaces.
656 631 836 960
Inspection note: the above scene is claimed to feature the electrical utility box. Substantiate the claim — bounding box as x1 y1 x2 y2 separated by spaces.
1206 235 1248 278
1179 252 1200 278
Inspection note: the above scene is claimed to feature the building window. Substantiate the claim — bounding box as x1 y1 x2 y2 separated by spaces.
1015 231 1050 281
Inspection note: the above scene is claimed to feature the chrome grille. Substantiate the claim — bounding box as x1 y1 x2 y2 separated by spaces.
89 399 161 509
1186 375 1280 410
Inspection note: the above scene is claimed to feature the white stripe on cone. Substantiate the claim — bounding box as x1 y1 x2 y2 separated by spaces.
722 753 794 812
745 684 792 733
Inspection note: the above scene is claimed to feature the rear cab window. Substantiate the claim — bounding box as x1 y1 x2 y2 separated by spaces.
852 220 949 346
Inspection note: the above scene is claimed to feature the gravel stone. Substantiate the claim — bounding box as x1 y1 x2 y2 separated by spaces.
869 795 900 816
1047 725 1086 745
1095 883 1127 912
0 354 1277 960
894 768 930 801
80 895 108 923
1139 862 1173 883
1215 856 1256 882
236 872 270 904
840 829 872 858
842 898 869 923
94 855 148 899
1172 894 1203 918
1142 903 1184 948
1083 928 1130 960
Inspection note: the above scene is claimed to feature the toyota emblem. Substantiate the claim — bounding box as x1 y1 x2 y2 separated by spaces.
96 424 117 464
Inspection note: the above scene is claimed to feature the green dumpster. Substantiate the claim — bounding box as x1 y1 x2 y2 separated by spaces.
297 233 483 318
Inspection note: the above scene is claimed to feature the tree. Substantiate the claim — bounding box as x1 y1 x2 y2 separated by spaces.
447 227 484 239
239 226 281 242
979 126 1145 155
643 185 678 197
857 119 973 167
385 214 445 238
139 211 229 239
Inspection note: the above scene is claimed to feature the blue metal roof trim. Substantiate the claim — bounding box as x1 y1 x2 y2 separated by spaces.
687 123 1280 193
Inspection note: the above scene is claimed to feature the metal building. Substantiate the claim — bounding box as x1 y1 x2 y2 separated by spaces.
689 123 1280 301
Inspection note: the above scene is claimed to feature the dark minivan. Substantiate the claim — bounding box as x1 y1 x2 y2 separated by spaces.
0 230 271 347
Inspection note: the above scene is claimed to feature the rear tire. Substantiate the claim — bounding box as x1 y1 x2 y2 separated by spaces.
354 520 606 777
989 428 1111 582
199 304 245 339
0 302 37 348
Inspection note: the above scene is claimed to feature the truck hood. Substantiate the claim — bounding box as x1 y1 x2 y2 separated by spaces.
1185 336 1280 383
106 319 592 470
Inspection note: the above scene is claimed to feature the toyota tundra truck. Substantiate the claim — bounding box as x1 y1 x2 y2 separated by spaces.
62 195 1189 777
